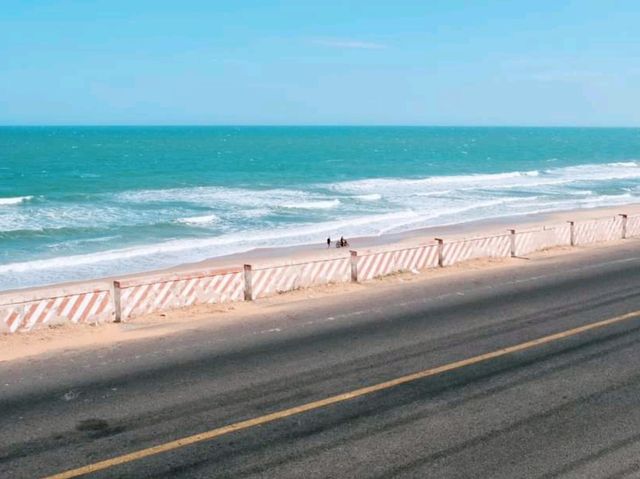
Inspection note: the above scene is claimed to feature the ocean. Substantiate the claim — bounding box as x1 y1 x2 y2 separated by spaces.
1 126 640 291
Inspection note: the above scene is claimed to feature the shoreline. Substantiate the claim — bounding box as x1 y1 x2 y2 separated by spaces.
3 201 640 296
158 202 640 270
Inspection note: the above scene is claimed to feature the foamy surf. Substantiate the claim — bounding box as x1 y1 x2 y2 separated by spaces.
0 195 33 206
176 214 219 226
331 162 640 196
354 193 382 201
280 199 341 209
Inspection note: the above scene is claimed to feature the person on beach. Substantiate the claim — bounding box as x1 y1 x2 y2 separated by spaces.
327 237 331 248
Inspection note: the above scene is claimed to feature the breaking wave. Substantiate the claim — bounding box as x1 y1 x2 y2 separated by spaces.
176 214 219 226
280 199 341 210
354 193 382 201
0 195 33 206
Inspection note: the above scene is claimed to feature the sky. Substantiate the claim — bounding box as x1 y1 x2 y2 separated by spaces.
1 0 639 126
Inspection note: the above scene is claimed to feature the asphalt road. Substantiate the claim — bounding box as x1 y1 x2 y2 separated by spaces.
3 240 640 478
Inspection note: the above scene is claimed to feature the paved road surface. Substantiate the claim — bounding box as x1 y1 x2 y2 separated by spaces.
3 241 640 478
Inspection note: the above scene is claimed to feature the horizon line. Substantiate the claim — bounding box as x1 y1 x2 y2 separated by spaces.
1 124 639 129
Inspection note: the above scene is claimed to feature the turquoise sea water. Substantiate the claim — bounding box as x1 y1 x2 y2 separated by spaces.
1 126 640 291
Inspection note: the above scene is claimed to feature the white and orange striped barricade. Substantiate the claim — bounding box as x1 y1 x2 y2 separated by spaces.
355 243 439 282
513 224 572 256
0 284 114 333
625 214 640 238
250 256 351 299
574 216 624 245
115 267 244 321
441 234 511 267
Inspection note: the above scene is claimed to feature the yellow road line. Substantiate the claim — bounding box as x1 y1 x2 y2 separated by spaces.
44 309 640 479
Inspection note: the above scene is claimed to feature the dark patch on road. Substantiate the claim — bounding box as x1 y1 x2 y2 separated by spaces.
76 418 110 432
76 418 124 438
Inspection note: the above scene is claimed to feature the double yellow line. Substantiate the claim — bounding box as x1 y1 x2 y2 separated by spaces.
45 309 640 479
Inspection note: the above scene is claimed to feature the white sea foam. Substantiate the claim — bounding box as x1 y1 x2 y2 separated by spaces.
0 203 184 233
47 236 120 250
280 199 340 209
608 162 639 167
415 190 454 197
118 186 312 209
176 214 219 226
354 193 382 201
113 162 640 219
237 208 272 218
331 170 541 193
330 162 640 196
0 195 33 206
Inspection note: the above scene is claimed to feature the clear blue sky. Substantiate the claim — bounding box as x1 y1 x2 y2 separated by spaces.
1 0 639 126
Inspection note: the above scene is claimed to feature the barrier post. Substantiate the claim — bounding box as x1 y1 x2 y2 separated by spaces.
435 238 444 267
508 229 516 257
568 221 575 246
619 214 628 239
112 281 122 323
350 250 358 282
243 264 253 301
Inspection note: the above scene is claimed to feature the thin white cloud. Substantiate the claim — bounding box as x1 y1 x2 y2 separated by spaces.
313 39 387 50
531 70 606 82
